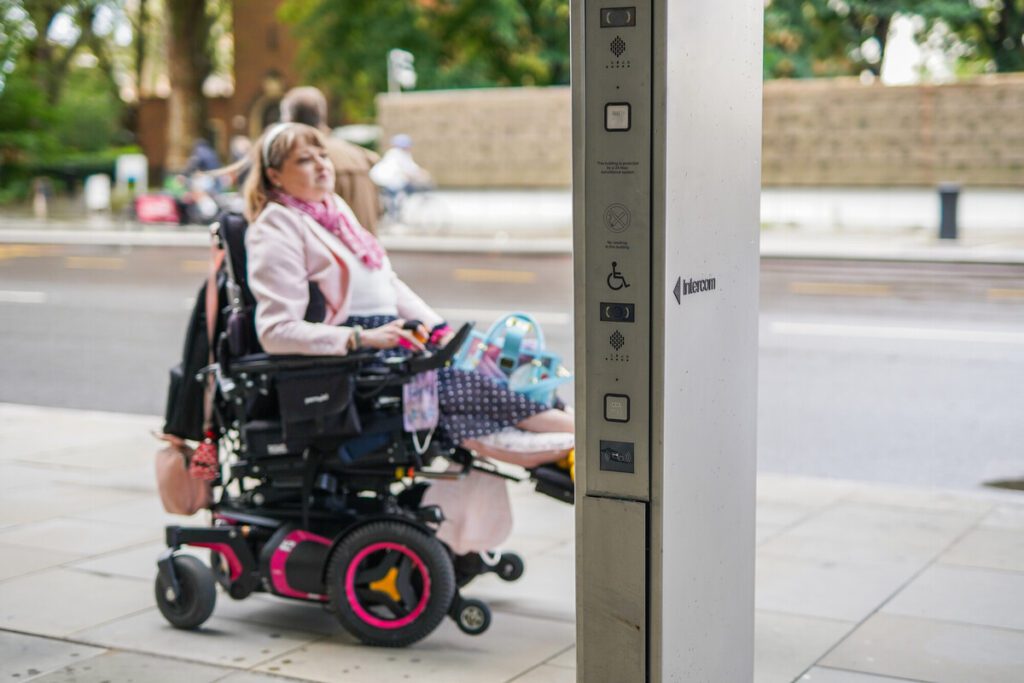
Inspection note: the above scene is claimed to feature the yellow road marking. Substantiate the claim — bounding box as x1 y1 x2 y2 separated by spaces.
789 281 891 297
0 245 62 261
988 288 1024 301
454 268 537 284
181 259 211 273
64 256 125 270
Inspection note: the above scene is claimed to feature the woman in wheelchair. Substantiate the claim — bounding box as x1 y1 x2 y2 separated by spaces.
155 121 573 646
245 121 574 536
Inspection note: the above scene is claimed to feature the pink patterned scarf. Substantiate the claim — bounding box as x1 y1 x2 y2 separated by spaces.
272 192 385 270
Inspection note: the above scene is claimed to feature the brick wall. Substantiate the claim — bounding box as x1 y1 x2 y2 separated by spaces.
377 75 1024 188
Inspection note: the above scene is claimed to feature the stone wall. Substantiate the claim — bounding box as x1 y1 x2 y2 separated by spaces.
376 75 1024 188
376 87 572 188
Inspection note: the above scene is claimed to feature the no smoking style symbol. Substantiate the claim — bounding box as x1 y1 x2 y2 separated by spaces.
604 204 631 233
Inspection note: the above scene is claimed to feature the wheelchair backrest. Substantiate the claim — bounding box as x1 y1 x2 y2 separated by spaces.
214 211 326 361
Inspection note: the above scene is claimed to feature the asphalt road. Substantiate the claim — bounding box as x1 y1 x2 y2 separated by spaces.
1 243 1022 490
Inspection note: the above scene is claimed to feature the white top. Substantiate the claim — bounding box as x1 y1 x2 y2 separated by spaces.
333 243 400 317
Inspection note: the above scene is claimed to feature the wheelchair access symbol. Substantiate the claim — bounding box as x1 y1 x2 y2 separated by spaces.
607 262 630 291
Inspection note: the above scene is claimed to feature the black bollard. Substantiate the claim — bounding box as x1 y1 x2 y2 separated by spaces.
938 182 960 240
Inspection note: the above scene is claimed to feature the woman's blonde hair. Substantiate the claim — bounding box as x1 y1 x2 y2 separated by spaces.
221 122 327 220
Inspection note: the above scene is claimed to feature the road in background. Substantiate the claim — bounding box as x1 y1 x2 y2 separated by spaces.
1 244 1022 490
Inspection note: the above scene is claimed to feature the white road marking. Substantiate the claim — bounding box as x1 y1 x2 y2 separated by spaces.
0 290 48 304
772 321 1024 345
436 307 571 327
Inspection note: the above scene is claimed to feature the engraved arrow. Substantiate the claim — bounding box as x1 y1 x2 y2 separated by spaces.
673 276 681 305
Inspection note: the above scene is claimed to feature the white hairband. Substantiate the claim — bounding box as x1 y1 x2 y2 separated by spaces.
262 122 291 165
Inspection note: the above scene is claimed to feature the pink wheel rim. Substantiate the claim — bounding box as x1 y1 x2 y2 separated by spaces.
344 541 431 630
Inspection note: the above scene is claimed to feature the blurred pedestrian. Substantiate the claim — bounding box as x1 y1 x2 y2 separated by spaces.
369 134 433 222
280 86 381 235
31 177 53 219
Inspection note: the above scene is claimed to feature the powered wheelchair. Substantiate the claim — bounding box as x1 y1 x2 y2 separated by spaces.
155 213 574 647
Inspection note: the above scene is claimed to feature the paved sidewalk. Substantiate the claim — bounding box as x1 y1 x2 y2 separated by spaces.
3 188 1024 262
2 402 1024 682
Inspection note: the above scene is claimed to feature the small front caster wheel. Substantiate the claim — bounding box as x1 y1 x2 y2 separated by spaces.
496 553 524 582
155 554 216 630
454 597 491 636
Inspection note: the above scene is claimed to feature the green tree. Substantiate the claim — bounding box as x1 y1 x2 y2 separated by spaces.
947 0 1024 72
764 0 980 79
279 0 571 121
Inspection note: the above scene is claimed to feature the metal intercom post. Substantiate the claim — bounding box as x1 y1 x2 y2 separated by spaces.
572 2 762 680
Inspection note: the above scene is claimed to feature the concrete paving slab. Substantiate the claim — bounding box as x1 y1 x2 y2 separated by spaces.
0 517 160 555
882 564 1024 632
757 522 789 544
68 541 204 581
72 494 205 530
757 501 824 528
215 672 312 683
0 630 106 681
0 463 69 491
508 664 575 682
74 610 325 669
938 527 1024 572
465 545 575 624
757 474 859 508
842 486 1001 515
755 554 919 622
14 433 158 472
252 612 574 683
754 611 855 683
545 647 574 669
757 502 981 566
799 666 924 682
0 483 148 525
0 404 156 459
27 650 232 683
207 592 344 639
0 568 151 637
0 542 84 582
980 504 1024 530
821 613 1024 683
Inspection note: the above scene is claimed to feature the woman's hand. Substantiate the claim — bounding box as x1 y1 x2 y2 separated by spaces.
359 319 426 352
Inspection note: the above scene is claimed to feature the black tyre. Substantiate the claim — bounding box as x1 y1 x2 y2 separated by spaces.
326 521 455 647
453 597 491 636
496 553 525 582
155 554 216 629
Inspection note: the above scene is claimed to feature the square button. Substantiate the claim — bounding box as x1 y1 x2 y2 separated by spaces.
605 103 631 131
604 394 630 422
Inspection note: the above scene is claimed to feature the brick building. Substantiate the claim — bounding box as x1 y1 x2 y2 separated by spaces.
137 0 299 181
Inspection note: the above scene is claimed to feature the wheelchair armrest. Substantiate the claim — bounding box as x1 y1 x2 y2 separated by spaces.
230 351 377 374
407 322 473 374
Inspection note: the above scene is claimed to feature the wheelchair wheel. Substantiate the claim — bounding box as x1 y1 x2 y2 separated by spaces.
326 521 455 647
155 554 216 630
496 553 524 582
452 597 491 636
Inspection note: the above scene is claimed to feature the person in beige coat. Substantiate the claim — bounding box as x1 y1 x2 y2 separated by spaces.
240 122 574 559
280 86 382 235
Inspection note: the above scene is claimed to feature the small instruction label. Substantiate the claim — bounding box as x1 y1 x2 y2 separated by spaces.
597 160 639 176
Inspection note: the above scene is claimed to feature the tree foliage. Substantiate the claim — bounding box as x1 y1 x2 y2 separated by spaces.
948 0 1024 72
279 0 570 121
0 1 130 195
765 0 1022 79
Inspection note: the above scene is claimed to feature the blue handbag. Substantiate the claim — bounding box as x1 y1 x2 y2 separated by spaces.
454 313 572 406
